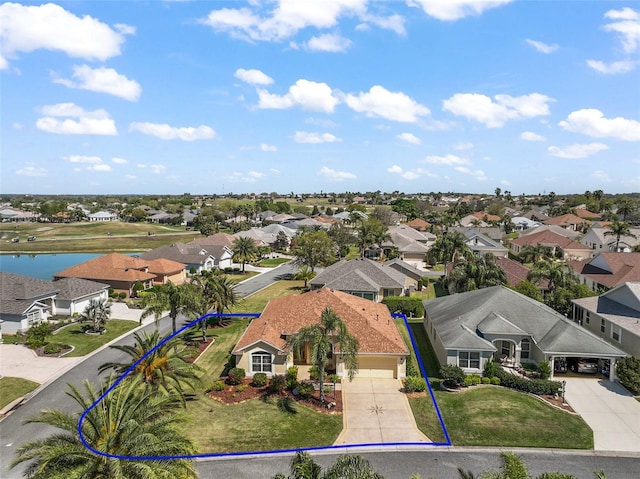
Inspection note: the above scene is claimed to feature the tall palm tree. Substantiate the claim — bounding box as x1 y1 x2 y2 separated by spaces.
426 231 471 266
11 377 198 478
140 281 200 335
232 236 259 273
604 220 637 252
615 197 637 221
81 298 112 333
519 244 552 264
447 253 507 294
98 330 202 404
286 307 359 403
527 260 576 294
191 271 239 339
293 265 316 288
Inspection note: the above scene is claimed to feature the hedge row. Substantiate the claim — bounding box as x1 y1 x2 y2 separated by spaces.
493 368 562 395
382 296 424 318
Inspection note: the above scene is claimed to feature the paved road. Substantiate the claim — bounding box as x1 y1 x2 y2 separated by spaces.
234 261 297 297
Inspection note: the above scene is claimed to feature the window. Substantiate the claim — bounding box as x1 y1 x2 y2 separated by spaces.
251 351 272 373
382 288 395 298
459 351 480 369
600 318 606 333
611 325 621 342
27 310 41 326
521 339 530 359
293 345 308 365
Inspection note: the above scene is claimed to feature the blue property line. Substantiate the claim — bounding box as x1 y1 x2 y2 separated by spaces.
78 311 450 460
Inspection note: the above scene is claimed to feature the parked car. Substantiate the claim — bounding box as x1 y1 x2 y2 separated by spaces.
11 237 19 243
567 358 599 374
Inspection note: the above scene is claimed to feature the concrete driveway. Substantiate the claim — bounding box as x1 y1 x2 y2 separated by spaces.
563 377 640 452
0 344 81 384
334 378 430 445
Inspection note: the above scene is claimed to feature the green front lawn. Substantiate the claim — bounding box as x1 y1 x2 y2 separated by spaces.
256 257 291 267
410 387 593 449
0 377 40 409
232 280 305 314
193 317 251 378
51 319 139 356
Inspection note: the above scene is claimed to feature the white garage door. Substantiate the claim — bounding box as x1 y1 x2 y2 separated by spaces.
357 356 397 379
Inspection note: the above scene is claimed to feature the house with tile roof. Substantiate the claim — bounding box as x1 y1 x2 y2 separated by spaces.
54 253 157 297
192 232 235 249
232 288 409 379
581 226 640 253
405 218 430 231
510 229 592 261
544 213 590 231
423 285 627 381
0 272 108 334
568 253 640 292
459 228 508 258
572 282 640 358
382 225 435 266
518 224 582 240
309 257 411 301
140 243 214 274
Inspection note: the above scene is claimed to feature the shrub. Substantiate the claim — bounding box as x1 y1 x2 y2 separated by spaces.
490 376 501 385
328 373 340 383
227 367 246 385
440 364 465 388
382 296 425 318
268 374 286 394
108 287 115 297
481 376 491 384
207 380 225 392
252 372 268 387
492 368 560 395
538 360 552 380
26 322 53 349
463 374 482 387
43 343 63 355
286 365 298 381
616 356 640 395
118 292 126 300
297 382 314 398
483 360 500 378
405 355 418 377
236 385 247 393
285 378 299 390
309 365 324 380
403 376 427 393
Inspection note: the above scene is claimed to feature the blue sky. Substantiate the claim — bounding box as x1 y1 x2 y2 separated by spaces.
1 0 639 196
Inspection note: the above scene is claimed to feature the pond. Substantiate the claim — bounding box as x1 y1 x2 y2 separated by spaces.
0 253 139 280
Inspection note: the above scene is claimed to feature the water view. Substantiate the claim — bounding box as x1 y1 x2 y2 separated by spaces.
0 253 138 280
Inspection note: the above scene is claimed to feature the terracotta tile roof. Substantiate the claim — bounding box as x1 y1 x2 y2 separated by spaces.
233 288 408 355
544 213 589 226
406 218 430 230
192 233 235 248
511 229 590 250
53 253 155 283
574 209 600 219
569 253 640 289
146 258 186 274
494 257 531 286
473 211 501 222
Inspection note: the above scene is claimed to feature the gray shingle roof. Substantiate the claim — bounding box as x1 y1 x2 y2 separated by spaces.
310 258 406 291
140 243 212 265
0 272 58 301
53 277 109 301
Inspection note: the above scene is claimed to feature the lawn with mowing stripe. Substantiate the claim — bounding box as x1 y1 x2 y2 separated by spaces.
257 257 291 267
0 377 40 409
51 319 139 356
409 387 593 449
232 280 305 313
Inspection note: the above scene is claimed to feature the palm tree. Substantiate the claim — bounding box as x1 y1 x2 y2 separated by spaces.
286 307 359 403
191 270 239 338
604 220 637 252
273 451 383 479
426 231 472 266
140 281 200 335
447 253 507 294
615 197 637 221
98 330 202 404
232 235 259 273
11 377 198 478
527 260 577 294
356 218 390 258
519 244 552 264
293 265 316 288
81 298 111 333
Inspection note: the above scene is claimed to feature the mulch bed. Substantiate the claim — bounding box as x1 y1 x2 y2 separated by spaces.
207 378 343 414
35 345 73 357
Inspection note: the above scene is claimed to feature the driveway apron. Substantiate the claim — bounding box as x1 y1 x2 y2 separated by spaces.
334 377 430 445
563 377 640 452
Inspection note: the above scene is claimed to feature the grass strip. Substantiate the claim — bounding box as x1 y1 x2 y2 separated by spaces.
0 377 40 409
51 319 139 356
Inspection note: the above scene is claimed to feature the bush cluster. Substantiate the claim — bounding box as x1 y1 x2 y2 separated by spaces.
227 367 245 385
382 297 425 318
207 380 225 392
252 372 267 387
616 356 640 395
492 368 561 395
297 382 314 398
268 374 286 394
440 364 466 388
43 343 64 355
463 374 482 387
236 385 247 393
403 376 427 393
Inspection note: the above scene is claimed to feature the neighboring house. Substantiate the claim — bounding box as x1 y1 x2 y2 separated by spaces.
459 228 508 258
147 212 179 224
518 224 581 240
544 213 589 231
574 208 601 220
140 243 214 274
384 258 442 282
510 229 592 261
383 225 435 266
568 253 640 292
234 229 277 249
572 282 640 358
581 227 640 253
87 211 118 222
405 218 430 231
232 288 409 379
192 232 235 249
510 216 542 231
0 207 38 222
0 272 58 334
145 258 188 285
310 257 410 301
54 253 156 297
423 285 627 381
51 277 110 316
459 214 489 228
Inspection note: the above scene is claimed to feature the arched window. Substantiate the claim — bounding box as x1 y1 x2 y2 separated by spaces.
521 338 530 360
251 351 272 373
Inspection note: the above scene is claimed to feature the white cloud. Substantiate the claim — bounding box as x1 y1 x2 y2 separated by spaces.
248 170 266 179
396 132 421 144
270 168 281 174
603 7 640 53
453 142 473 150
260 143 277 151
443 92 554 128
149 164 166 174
548 143 609 159
592 170 612 182
36 103 117 136
16 166 46 177
344 85 430 123
387 165 403 174
586 59 638 74
306 33 352 52
64 155 102 164
258 79 339 112
200 1 367 42
358 13 406 35
455 166 488 180
0 55 8 70
305 117 339 128
525 39 558 53
0 3 132 66
423 154 470 166
129 122 217 141
111 157 129 164
500 180 512 186
559 109 640 141
294 131 342 143
520 131 547 142
125 174 137 180
91 164 112 172
387 164 438 180
408 0 512 21
53 65 141 101
234 68 274 85
317 166 356 181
